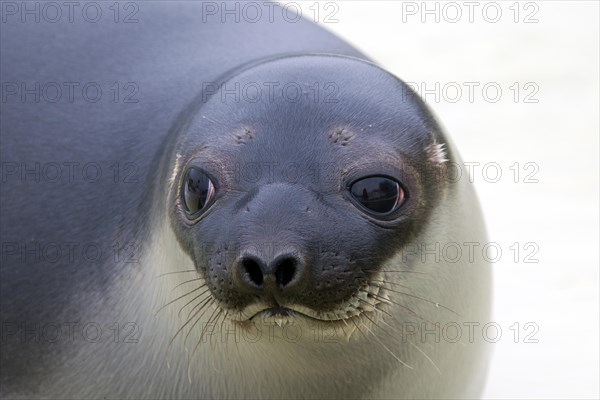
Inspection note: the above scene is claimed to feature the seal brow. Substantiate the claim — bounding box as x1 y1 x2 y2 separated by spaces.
328 127 354 146
234 127 255 145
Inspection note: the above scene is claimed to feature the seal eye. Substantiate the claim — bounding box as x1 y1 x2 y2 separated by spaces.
349 176 405 215
183 168 215 215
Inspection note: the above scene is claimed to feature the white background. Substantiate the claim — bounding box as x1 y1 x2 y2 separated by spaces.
281 1 600 398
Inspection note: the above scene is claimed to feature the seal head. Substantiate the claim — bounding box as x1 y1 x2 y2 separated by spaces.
165 55 450 328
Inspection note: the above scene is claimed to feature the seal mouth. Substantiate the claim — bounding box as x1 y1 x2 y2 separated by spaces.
232 276 389 326
254 306 293 319
245 304 366 323
247 305 335 323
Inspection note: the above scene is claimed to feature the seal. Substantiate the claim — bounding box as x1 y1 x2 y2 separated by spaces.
0 2 491 399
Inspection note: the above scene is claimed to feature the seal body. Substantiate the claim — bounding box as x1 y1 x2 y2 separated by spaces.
1 2 491 399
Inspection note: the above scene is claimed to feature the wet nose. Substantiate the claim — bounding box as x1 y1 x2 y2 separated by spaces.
234 252 306 293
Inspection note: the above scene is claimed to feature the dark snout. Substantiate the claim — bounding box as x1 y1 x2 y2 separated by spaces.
198 182 377 313
229 183 315 299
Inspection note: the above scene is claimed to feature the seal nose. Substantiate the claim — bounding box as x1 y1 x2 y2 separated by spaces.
235 253 305 292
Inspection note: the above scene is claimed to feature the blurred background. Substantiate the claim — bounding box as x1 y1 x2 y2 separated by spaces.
280 1 599 398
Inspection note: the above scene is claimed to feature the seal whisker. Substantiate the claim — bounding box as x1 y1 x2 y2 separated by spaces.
407 339 442 375
349 316 370 342
368 292 430 323
178 288 211 318
376 314 442 375
356 297 393 320
154 286 203 316
370 279 412 291
220 310 232 350
172 278 206 290
184 298 216 345
365 269 430 275
186 301 220 383
165 295 214 368
155 269 200 278
339 317 357 341
187 294 214 320
192 302 222 350
190 306 223 364
377 287 460 316
211 310 229 356
219 309 229 343
171 299 210 346
358 316 413 369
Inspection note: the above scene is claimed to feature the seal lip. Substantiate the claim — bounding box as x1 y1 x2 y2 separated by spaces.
243 306 363 325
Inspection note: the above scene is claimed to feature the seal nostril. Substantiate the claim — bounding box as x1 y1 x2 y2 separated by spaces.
275 258 297 288
242 258 264 287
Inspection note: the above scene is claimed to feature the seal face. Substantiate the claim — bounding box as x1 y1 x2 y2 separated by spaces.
166 55 449 327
